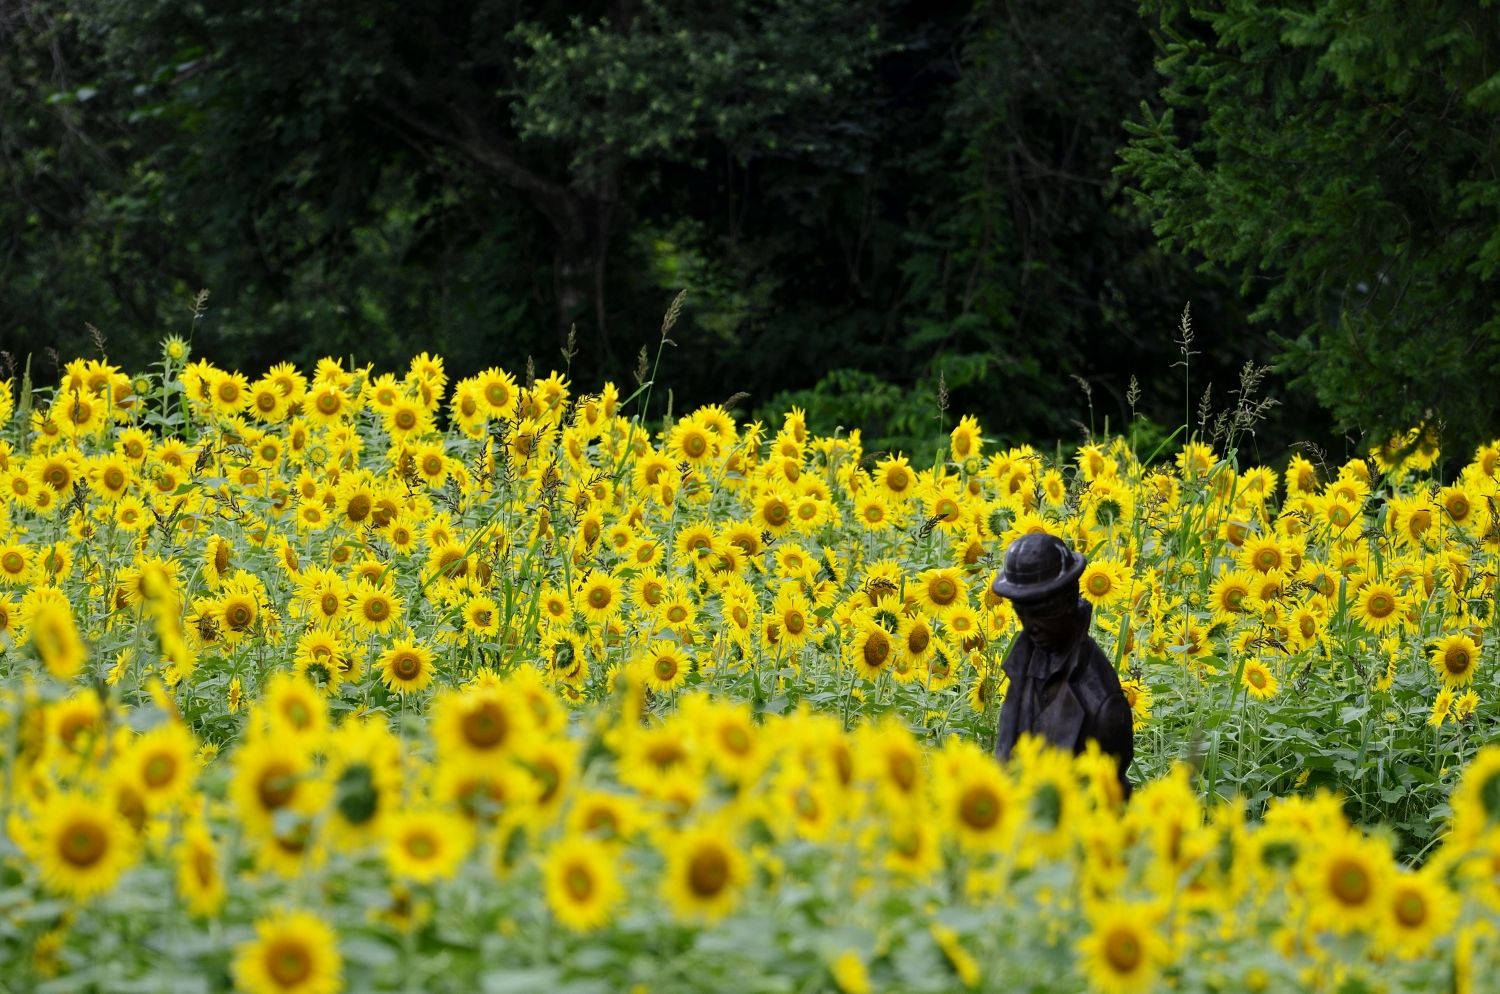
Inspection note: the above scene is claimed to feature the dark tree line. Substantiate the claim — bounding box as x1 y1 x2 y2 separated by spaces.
5 0 1493 459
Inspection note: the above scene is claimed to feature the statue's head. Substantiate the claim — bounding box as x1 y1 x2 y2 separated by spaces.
990 533 1086 605
993 535 1088 649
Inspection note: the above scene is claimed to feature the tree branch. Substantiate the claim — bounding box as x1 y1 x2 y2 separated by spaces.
372 93 582 241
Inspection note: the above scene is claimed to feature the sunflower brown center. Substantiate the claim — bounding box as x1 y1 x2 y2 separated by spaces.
225 601 253 629
1328 859 1371 905
283 700 312 729
144 753 177 788
462 702 507 749
1394 889 1428 928
192 847 216 886
1445 647 1472 675
687 848 729 897
405 831 436 860
960 785 1001 830
257 765 297 810
266 939 312 985
60 819 107 867
565 864 595 900
1103 927 1142 973
888 752 917 792
720 725 750 755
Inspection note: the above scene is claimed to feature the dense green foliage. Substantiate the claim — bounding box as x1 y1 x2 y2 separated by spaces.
1120 0 1500 453
7 0 1498 456
1 0 1280 452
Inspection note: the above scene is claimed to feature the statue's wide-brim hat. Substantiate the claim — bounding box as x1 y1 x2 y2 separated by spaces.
990 533 1087 602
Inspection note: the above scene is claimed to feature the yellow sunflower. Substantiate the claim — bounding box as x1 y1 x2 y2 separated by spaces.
1351 580 1404 633
462 594 501 638
28 599 87 681
542 834 624 933
432 686 532 763
1448 745 1500 844
667 417 718 466
949 414 983 464
1078 559 1129 606
232 910 342 994
175 821 227 918
542 631 588 686
122 721 199 812
1383 867 1459 960
846 617 896 680
31 791 139 900
659 822 748 925
854 491 894 532
1208 569 1254 620
1075 900 1169 994
384 810 473 883
575 571 622 624
936 749 1017 852
1430 632 1480 688
636 640 691 695
913 567 967 615
229 738 323 840
1240 659 1278 700
565 790 639 844
1298 831 1391 935
350 582 402 635
752 489 794 537
379 637 436 694
874 454 916 501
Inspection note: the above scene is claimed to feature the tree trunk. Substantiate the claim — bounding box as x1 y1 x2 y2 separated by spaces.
371 95 619 380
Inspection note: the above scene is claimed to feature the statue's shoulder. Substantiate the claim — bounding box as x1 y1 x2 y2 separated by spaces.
1073 637 1125 703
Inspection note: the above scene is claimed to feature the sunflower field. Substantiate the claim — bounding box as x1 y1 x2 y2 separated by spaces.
2 340 1500 993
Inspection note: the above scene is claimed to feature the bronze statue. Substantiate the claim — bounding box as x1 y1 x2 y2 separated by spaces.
991 533 1133 798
